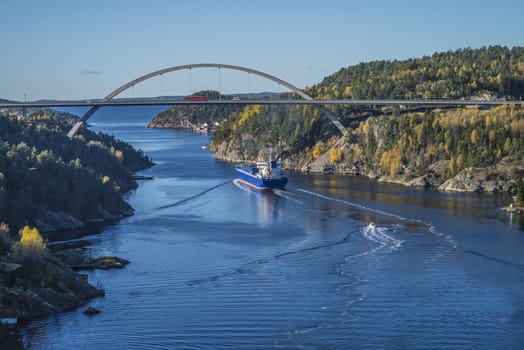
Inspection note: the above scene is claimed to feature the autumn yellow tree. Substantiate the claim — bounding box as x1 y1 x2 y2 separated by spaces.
470 129 478 144
312 140 326 159
361 120 371 134
114 150 123 161
19 226 46 250
456 154 464 170
380 148 402 175
351 144 363 161
109 146 124 162
425 145 437 161
329 147 343 163
390 156 402 175
488 130 496 144
343 86 352 98
448 156 456 175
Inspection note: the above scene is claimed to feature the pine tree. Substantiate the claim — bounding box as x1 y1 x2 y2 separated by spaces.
516 177 524 205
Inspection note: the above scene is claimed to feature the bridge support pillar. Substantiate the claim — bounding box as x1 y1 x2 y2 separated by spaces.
317 106 348 136
67 121 84 138
394 106 400 116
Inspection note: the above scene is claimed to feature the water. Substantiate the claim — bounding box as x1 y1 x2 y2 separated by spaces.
23 107 524 349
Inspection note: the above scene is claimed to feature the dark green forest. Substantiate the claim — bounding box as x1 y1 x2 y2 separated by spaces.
0 110 153 232
307 45 524 100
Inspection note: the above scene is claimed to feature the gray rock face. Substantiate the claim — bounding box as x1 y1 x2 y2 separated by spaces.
35 207 132 234
407 175 433 188
210 133 523 194
1 253 104 319
438 163 522 193
210 141 246 163
439 176 483 192
36 211 85 233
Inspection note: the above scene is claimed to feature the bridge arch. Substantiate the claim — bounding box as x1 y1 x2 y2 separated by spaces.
67 63 347 137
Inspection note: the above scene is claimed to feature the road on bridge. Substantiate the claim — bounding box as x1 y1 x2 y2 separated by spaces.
0 98 518 109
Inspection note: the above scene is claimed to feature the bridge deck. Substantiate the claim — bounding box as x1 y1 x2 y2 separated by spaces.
0 99 519 108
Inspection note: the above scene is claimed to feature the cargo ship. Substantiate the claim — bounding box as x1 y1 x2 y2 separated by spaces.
235 157 288 190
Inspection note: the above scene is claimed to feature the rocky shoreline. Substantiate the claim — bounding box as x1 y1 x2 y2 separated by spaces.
0 177 145 348
0 251 105 321
0 235 132 348
0 202 138 320
0 111 157 348
35 207 134 235
211 139 523 195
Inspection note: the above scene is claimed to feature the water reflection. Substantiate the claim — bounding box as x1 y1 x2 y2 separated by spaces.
291 171 518 227
233 179 279 227
508 211 524 228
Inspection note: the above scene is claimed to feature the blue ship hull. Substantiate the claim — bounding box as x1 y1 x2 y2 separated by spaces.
235 168 288 190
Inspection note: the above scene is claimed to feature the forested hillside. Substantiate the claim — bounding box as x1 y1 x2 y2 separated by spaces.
0 110 153 233
344 105 523 189
210 46 524 192
210 104 340 163
307 45 524 100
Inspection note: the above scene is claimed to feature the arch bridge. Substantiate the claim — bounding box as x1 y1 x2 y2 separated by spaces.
66 63 347 137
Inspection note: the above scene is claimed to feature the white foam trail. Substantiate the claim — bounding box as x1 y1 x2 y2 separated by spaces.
232 178 243 188
296 188 457 251
297 188 408 222
232 178 259 194
273 189 305 205
362 223 403 251
427 224 458 249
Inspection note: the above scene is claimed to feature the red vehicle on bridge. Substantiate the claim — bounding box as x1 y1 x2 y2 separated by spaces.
185 96 208 101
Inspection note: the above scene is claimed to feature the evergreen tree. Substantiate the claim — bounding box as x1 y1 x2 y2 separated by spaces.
516 177 524 205
0 111 153 232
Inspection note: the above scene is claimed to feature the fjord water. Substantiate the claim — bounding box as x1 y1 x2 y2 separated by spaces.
23 107 524 349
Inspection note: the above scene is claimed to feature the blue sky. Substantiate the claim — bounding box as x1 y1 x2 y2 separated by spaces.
1 0 523 101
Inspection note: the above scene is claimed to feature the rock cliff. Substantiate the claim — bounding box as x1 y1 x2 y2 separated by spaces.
210 126 523 195
438 159 523 193
0 251 104 320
